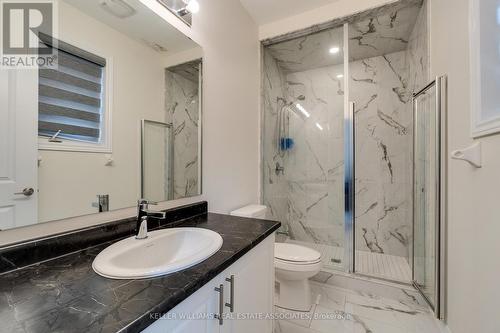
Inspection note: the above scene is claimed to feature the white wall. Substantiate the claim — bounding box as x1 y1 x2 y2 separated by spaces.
0 0 259 246
431 0 500 332
189 0 261 213
155 0 262 213
38 2 167 222
258 0 397 40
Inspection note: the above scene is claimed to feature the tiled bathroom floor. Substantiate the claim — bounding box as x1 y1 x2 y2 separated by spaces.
274 281 448 333
286 240 412 282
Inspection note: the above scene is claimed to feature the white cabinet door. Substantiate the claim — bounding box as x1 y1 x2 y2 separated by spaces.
0 69 38 230
143 275 223 333
143 234 275 333
222 235 275 333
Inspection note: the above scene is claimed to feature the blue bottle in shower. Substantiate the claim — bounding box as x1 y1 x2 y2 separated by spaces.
280 137 294 151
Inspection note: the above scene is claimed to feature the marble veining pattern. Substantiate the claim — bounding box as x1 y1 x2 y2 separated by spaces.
0 202 208 275
165 61 201 199
408 0 434 302
348 3 421 62
287 239 412 282
266 27 344 73
262 0 422 47
352 50 413 259
263 0 428 268
274 280 448 333
265 0 422 73
0 213 280 333
406 0 429 94
263 50 414 259
262 50 290 231
263 46 346 249
284 64 345 247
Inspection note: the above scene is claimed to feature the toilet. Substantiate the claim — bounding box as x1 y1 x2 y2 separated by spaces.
229 204 267 219
274 243 322 311
230 205 322 312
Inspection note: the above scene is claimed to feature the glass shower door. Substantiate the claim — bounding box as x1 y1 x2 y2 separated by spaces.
141 120 173 202
261 24 349 273
412 76 446 318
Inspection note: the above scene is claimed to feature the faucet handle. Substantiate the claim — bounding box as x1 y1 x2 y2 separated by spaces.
137 199 158 212
136 216 148 240
138 199 158 206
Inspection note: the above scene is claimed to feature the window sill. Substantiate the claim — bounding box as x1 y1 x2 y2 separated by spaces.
38 137 112 153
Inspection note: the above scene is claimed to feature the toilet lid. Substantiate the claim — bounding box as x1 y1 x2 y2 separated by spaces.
275 243 321 263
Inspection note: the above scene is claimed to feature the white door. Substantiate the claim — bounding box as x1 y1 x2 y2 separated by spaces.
0 68 38 230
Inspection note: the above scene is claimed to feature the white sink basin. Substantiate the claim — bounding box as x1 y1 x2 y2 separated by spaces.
92 228 223 279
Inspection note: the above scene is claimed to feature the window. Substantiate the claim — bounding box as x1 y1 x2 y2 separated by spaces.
38 34 112 152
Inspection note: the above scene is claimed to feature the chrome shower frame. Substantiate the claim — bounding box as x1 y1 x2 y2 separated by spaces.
411 76 447 320
140 119 174 201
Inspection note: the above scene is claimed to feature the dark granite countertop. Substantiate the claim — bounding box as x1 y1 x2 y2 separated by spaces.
0 213 280 333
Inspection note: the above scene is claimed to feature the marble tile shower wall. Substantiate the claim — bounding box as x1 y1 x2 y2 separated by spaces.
262 51 289 229
350 0 428 260
284 66 345 247
263 52 412 257
263 47 346 248
352 50 412 259
165 70 200 199
408 0 429 95
262 1 428 262
409 0 432 287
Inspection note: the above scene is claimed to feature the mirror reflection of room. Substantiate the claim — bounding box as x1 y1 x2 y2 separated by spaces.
0 0 202 230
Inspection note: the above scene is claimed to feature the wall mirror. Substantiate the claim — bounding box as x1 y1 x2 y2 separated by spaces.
142 59 202 202
0 0 202 231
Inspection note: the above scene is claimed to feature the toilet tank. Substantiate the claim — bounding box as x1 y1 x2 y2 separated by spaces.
230 205 267 219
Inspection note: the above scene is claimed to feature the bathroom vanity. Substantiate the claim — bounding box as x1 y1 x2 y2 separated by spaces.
0 202 280 333
145 231 274 333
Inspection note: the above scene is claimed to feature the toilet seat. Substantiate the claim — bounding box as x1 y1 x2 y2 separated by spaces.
274 243 321 265
275 258 322 273
275 257 321 265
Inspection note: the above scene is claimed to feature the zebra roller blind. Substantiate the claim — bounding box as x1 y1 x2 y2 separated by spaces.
38 36 106 143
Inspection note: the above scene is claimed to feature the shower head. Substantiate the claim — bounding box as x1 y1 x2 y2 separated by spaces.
285 102 310 119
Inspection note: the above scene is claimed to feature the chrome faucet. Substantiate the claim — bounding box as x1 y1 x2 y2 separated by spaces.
137 216 149 239
136 199 167 239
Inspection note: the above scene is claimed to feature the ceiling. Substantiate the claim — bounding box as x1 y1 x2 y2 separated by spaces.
63 0 199 55
239 0 340 25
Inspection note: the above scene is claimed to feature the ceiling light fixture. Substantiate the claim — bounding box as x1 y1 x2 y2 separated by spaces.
329 46 340 54
336 74 344 79
99 0 136 18
316 123 324 131
180 0 199 14
186 0 200 13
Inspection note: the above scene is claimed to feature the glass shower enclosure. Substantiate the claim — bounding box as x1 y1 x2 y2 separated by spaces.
262 24 348 272
263 0 426 279
261 0 445 319
412 76 447 319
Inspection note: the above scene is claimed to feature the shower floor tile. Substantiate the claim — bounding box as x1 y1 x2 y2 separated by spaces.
355 250 412 282
285 240 412 282
274 281 448 333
